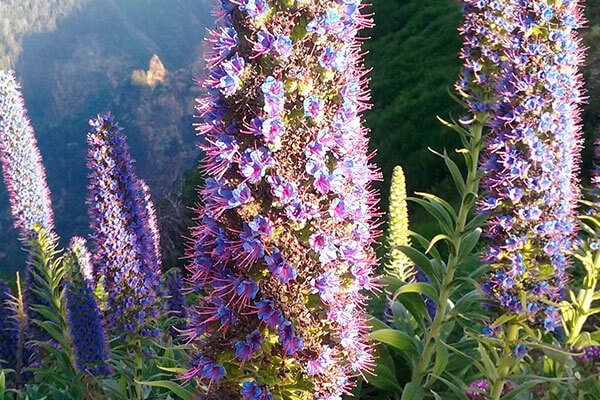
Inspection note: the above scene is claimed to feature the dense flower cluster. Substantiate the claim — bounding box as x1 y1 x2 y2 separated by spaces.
465 379 514 400
0 279 18 370
573 346 600 372
65 238 111 376
0 70 54 238
185 0 380 396
459 0 585 331
165 269 188 339
87 114 162 339
591 138 600 195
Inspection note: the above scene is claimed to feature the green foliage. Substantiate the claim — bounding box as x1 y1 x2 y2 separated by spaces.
364 0 463 207
369 111 488 399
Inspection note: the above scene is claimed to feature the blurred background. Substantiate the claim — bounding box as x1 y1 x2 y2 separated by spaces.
0 0 599 279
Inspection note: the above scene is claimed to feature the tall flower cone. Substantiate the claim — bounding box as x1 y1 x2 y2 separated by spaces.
459 0 585 332
87 114 163 340
64 237 112 376
0 70 54 238
0 70 57 358
184 0 381 397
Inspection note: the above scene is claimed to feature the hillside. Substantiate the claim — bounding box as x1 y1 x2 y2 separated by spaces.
0 0 212 274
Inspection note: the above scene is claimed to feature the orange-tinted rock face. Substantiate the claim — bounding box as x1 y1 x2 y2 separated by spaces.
132 54 167 87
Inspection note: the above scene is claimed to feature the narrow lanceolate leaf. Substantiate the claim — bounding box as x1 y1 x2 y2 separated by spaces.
0 280 18 372
370 329 418 355
401 382 424 400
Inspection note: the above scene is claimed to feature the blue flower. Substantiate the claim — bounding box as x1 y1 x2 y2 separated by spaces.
513 344 527 357
303 95 325 119
240 0 269 18
273 35 292 57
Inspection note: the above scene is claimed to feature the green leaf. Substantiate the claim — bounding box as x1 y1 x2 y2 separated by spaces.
416 191 457 222
378 275 404 295
367 315 391 331
500 378 562 400
135 380 194 400
437 115 470 136
157 366 189 374
458 228 481 260
490 314 516 329
398 293 429 330
373 343 396 374
366 364 401 392
0 371 5 400
425 234 453 255
370 329 418 355
390 300 415 336
432 339 449 377
393 283 439 304
430 374 468 399
579 215 600 231
408 197 454 235
395 246 441 286
464 214 488 232
410 231 444 269
528 343 575 364
443 150 466 196
476 343 498 381
401 382 424 400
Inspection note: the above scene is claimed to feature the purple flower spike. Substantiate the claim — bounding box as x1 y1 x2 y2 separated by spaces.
165 269 189 339
0 71 54 238
87 113 162 340
188 0 379 396
460 0 585 331
65 280 112 376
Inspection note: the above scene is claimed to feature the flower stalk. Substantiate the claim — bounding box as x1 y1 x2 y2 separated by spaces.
489 323 520 400
411 118 484 386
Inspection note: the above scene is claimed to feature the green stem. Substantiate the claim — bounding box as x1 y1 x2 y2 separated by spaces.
567 250 599 346
135 345 143 400
489 323 520 400
411 120 484 386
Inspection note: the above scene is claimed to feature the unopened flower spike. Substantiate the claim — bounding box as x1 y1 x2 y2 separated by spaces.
385 165 413 281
